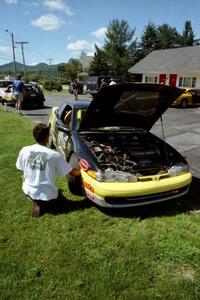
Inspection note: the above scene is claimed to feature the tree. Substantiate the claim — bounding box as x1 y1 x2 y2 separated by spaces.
64 63 77 81
157 24 179 49
139 22 158 57
89 44 110 75
104 19 136 76
178 20 199 46
68 58 83 74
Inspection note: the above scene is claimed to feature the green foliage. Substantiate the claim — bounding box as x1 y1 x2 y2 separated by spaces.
139 22 158 58
1 112 200 299
178 20 199 46
104 19 136 76
156 23 179 49
89 44 110 75
42 79 62 91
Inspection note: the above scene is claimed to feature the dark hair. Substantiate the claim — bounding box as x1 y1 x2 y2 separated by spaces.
33 123 49 142
16 74 22 80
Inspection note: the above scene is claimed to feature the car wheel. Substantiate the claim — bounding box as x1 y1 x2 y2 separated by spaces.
181 99 188 108
38 102 44 108
68 153 83 196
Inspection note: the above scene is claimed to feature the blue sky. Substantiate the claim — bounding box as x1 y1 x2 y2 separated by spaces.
0 0 200 66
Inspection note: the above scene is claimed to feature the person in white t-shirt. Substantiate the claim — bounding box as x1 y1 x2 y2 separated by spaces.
16 123 80 217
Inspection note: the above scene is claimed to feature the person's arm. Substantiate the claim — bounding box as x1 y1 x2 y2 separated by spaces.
69 168 81 176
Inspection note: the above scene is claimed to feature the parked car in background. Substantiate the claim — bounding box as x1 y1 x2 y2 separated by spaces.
85 76 111 97
0 83 45 108
85 75 122 97
49 83 192 208
0 79 13 93
171 88 200 108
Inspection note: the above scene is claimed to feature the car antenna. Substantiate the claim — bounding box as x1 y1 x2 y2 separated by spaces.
160 115 168 162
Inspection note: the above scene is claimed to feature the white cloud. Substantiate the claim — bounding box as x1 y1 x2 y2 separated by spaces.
43 0 74 16
5 0 17 4
31 13 65 31
91 27 107 40
67 40 94 52
0 46 10 55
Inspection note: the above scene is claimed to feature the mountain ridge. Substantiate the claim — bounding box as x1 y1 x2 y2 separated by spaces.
0 62 66 75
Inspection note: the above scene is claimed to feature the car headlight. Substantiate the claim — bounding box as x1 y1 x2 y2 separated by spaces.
167 163 189 176
87 168 138 182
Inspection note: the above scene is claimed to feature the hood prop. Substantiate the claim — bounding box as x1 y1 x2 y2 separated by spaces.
160 116 169 163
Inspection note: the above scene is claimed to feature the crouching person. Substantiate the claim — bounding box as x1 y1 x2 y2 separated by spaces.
16 123 80 217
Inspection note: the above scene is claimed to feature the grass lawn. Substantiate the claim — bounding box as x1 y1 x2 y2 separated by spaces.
0 110 200 300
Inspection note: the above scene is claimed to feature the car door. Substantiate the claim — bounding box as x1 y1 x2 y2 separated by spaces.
56 104 73 159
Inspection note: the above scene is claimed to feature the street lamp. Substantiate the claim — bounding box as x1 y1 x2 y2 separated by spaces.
5 29 16 77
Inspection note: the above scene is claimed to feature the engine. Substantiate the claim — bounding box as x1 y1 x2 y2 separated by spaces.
82 132 170 176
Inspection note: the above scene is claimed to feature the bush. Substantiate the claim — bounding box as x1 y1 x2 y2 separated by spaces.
43 79 62 91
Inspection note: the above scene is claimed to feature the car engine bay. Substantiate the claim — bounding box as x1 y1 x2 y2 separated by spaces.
81 131 181 176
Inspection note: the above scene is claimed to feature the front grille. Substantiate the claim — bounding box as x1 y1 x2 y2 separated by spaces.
105 185 189 206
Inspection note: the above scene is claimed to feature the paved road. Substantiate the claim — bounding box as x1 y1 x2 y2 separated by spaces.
15 93 200 179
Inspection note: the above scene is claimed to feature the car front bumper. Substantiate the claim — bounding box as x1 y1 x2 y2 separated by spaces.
81 170 192 208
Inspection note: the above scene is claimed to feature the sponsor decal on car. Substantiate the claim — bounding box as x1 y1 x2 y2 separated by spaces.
79 159 89 171
82 179 94 193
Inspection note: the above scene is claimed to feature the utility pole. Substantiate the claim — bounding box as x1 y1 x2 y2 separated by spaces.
47 58 54 65
15 41 29 81
5 29 16 78
47 58 54 77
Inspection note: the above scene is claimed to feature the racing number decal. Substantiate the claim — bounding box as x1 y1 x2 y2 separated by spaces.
57 131 69 155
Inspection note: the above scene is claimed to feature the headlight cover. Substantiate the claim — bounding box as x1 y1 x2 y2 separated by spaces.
167 163 189 176
87 168 138 182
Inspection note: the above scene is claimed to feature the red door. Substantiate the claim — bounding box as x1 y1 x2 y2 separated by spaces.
159 74 166 84
169 74 177 86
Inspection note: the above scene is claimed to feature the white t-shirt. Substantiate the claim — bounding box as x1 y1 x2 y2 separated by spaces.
16 144 72 201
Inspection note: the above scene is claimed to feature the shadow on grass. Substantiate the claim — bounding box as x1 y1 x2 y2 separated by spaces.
97 176 200 220
44 190 92 216
23 113 49 117
40 176 200 219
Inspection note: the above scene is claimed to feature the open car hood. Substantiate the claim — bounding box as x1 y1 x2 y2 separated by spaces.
79 83 184 131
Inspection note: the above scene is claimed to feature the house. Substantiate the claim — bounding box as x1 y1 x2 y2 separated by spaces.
129 45 200 88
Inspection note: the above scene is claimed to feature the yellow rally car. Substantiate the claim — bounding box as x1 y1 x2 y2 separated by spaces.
171 88 200 108
49 83 192 208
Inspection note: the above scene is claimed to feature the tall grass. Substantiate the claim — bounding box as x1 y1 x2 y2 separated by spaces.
0 111 200 300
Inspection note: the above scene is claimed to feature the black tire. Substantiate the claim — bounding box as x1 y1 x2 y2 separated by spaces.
38 101 44 108
68 153 83 195
181 99 188 108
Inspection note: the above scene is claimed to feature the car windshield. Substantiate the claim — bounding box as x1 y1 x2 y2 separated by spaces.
75 108 87 129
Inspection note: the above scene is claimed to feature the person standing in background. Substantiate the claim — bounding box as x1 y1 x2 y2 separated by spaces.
72 81 79 100
13 74 24 114
109 78 117 86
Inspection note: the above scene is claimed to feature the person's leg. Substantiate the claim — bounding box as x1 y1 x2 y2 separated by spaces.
32 200 41 217
14 94 19 113
75 89 78 100
18 93 23 114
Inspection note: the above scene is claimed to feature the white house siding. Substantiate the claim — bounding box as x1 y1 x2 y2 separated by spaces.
142 73 200 89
